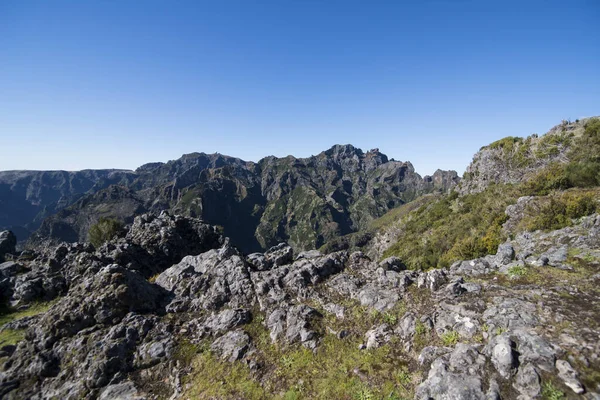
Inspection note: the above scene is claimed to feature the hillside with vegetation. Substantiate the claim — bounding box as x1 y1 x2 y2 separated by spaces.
330 118 600 269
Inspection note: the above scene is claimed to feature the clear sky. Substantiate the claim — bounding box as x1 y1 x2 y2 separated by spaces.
1 1 599 175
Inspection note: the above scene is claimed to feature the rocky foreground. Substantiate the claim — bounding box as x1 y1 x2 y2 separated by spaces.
0 210 599 399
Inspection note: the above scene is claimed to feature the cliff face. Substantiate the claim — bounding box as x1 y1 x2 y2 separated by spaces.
11 145 458 252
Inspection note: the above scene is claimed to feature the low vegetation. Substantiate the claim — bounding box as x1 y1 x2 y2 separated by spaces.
88 217 124 248
182 304 419 400
0 301 57 346
520 190 598 231
541 381 565 400
382 185 517 269
440 330 459 346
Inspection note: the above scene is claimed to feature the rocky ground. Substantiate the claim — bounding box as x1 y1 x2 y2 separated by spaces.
0 207 598 399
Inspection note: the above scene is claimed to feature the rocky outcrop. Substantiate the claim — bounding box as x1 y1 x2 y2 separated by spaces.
458 118 590 195
1 209 598 399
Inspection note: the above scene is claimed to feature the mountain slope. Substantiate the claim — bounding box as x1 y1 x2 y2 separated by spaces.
18 145 458 252
357 117 600 269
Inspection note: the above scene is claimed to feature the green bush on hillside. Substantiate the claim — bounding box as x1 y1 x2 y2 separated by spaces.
524 118 600 194
88 217 124 248
382 185 518 270
486 136 523 151
522 191 598 231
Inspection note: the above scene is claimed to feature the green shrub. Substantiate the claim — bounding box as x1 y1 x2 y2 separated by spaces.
564 161 600 188
541 381 565 400
534 131 573 159
88 217 124 248
523 191 598 232
524 163 570 195
507 265 527 278
440 330 459 346
486 136 523 151
564 192 597 217
524 198 570 231
445 236 487 262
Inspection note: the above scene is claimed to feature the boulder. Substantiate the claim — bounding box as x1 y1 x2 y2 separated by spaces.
211 331 251 362
0 231 16 262
556 359 584 394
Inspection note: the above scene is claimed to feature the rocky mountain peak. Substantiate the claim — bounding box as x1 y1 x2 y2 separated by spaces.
458 117 597 195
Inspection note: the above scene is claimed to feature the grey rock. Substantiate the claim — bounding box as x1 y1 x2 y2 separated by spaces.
486 379 501 400
418 346 453 366
556 359 585 394
99 380 146 400
445 279 467 296
265 243 294 267
266 305 321 349
285 305 320 349
434 302 480 339
495 242 515 265
543 245 569 268
397 312 417 340
204 308 252 334
356 284 399 311
416 345 487 400
378 256 406 271
486 333 517 378
421 269 448 291
513 363 541 399
296 250 321 260
450 258 494 276
154 258 198 292
135 336 174 367
448 344 486 374
532 256 549 267
365 324 393 349
0 261 24 278
246 252 268 270
461 282 482 293
211 331 251 362
511 330 557 372
482 297 539 331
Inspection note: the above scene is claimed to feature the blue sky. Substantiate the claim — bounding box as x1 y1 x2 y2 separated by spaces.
1 1 599 175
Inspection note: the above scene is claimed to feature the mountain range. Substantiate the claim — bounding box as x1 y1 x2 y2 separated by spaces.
0 145 458 253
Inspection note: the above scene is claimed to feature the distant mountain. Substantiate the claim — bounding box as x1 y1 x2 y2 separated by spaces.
0 146 458 252
0 169 136 240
